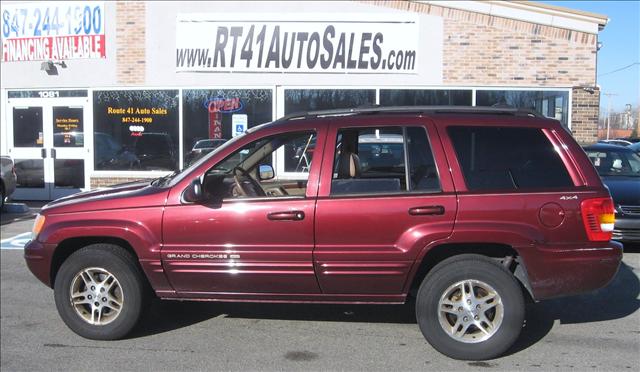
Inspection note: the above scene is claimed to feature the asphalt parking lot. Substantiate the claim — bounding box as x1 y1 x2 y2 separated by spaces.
1 206 639 371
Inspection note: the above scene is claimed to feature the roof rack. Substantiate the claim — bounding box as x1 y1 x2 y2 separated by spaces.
277 105 544 122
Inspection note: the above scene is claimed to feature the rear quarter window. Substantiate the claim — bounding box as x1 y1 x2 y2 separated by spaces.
447 126 573 191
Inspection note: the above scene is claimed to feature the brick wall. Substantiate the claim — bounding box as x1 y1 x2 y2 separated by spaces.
365 0 598 86
364 0 601 140
116 1 146 84
441 18 596 87
571 87 600 145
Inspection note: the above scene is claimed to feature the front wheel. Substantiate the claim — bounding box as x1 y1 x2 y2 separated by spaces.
416 254 525 360
54 244 148 340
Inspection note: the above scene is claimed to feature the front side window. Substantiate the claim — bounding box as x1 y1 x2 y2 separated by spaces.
447 126 574 191
331 126 440 195
202 131 316 200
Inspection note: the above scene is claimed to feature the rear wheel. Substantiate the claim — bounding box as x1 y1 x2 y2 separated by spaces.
54 244 148 340
416 254 525 360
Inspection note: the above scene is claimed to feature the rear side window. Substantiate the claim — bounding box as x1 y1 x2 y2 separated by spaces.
331 126 440 195
447 126 573 191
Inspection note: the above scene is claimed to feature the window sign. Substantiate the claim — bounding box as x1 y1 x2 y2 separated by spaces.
93 90 179 171
176 13 423 74
53 106 83 147
2 2 106 62
232 114 248 137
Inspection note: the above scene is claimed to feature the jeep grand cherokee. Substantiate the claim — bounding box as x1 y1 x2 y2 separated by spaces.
25 106 622 360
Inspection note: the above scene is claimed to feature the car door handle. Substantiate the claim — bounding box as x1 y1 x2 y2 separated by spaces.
267 211 305 221
41 148 47 158
408 206 445 216
51 148 57 159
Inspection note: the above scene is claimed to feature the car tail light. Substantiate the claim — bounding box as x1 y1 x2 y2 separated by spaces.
580 197 615 241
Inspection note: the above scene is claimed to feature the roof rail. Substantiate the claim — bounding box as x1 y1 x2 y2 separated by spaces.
277 105 544 122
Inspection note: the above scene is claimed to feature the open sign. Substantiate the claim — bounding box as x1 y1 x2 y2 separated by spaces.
204 97 243 113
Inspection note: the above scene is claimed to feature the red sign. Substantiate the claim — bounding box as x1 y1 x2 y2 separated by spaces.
2 35 106 62
206 98 242 139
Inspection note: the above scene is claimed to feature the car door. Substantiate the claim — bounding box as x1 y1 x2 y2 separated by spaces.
162 122 327 297
314 116 457 296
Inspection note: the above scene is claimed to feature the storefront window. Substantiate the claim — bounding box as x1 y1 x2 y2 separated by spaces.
12 107 43 148
53 107 84 147
182 89 273 167
284 89 375 115
476 90 569 127
379 89 472 106
93 90 179 171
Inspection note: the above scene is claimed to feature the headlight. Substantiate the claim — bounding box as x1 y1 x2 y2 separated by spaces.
31 214 46 241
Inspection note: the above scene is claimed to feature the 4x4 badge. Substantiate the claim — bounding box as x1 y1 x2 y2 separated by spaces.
559 195 578 200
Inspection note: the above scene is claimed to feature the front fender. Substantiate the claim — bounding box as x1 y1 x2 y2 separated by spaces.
34 207 173 293
40 217 161 260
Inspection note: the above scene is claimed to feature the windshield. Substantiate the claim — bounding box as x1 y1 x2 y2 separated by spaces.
586 149 640 177
152 133 248 187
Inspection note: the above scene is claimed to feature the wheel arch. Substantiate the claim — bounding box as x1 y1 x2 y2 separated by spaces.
50 236 146 290
407 242 534 301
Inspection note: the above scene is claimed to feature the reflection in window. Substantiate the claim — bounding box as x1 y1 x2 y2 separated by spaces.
476 90 569 127
13 107 43 148
331 126 440 195
380 89 472 106
448 126 573 190
14 159 44 188
284 89 375 114
182 89 273 168
93 90 179 171
54 159 85 188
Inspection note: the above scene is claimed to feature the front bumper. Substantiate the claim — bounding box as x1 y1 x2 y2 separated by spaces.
521 241 623 300
612 216 640 242
24 239 56 287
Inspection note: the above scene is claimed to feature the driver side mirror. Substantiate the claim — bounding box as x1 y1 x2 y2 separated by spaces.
258 164 274 181
183 178 204 203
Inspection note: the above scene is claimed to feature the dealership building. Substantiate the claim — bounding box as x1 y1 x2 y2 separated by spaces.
0 0 608 200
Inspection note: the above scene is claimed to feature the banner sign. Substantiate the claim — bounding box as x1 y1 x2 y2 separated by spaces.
176 13 419 74
2 1 105 62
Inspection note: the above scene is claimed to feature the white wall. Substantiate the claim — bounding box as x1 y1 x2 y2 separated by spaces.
0 1 118 89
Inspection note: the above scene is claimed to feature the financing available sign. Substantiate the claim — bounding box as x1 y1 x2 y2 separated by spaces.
1 1 105 62
176 13 419 74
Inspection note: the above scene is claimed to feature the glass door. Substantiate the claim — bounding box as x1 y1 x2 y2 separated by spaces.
7 102 48 200
7 94 89 201
50 104 87 199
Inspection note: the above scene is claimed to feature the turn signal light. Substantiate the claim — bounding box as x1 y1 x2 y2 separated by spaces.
580 197 615 242
31 214 46 241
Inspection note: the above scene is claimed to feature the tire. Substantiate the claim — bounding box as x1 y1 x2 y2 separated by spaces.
416 254 525 360
0 184 5 210
54 244 148 340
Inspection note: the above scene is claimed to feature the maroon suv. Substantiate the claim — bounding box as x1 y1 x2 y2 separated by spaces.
25 106 622 360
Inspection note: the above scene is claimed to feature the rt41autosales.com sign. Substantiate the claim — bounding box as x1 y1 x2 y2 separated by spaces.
176 13 420 74
2 1 105 62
